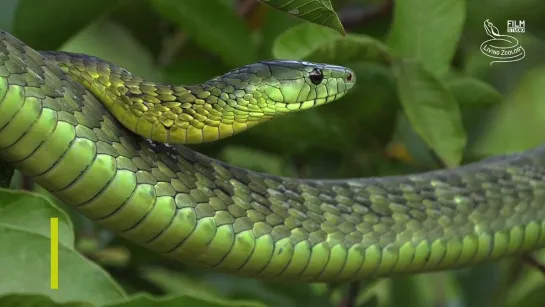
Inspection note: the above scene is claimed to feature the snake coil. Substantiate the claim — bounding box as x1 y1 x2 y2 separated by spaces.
1 30 545 282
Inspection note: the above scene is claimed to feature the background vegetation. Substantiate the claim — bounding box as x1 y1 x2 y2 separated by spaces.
1 0 545 306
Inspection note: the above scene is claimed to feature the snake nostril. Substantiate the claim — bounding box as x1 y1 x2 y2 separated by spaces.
346 73 353 82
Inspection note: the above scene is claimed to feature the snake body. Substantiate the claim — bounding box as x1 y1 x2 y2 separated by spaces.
1 30 545 282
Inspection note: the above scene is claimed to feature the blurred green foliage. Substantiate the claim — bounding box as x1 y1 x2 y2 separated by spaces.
1 0 545 306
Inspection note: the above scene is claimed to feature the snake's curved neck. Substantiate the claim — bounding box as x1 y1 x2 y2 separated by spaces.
42 51 273 144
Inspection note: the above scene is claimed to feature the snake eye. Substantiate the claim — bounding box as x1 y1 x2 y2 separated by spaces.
309 68 324 85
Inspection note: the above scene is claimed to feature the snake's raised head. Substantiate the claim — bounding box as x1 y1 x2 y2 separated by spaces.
204 60 355 119
187 60 356 143
205 60 356 124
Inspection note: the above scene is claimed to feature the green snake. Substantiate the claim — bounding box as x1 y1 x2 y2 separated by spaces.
1 30 545 283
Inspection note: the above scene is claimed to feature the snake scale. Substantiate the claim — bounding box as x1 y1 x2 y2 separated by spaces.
1 30 545 282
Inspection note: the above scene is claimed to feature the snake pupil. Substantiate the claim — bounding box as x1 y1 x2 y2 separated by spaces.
309 68 324 85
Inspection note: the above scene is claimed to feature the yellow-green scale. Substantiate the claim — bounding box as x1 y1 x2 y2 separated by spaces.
0 84 24 147
0 95 41 150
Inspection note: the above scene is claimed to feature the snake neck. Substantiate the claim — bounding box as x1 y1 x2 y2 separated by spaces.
42 52 274 144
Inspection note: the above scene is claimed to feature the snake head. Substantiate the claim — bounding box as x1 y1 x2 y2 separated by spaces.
205 60 356 117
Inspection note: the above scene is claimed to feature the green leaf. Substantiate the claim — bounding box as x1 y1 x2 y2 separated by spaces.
0 188 126 306
468 64 545 158
150 0 257 67
60 21 161 81
390 275 434 307
0 294 92 307
139 266 222 298
273 23 391 65
257 0 345 36
390 113 440 169
360 295 379 307
392 59 467 168
11 0 123 50
273 23 338 59
110 1 165 57
105 293 268 307
165 57 229 85
220 146 295 177
503 251 545 307
259 7 301 59
387 0 465 77
446 77 503 106
507 285 545 307
455 263 502 307
142 267 334 307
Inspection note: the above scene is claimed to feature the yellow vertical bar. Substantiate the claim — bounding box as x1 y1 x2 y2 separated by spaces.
50 217 59 289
